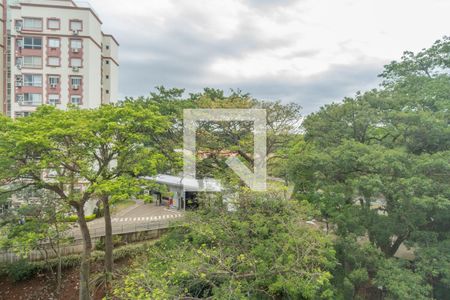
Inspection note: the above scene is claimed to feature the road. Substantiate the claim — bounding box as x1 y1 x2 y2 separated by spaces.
70 201 183 240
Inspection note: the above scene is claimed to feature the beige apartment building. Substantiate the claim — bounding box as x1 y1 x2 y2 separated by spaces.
0 0 119 117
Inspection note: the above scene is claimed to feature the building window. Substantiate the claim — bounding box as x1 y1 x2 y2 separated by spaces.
48 38 60 48
105 60 109 65
70 58 82 67
16 57 23 67
48 94 60 105
71 76 82 87
70 95 82 105
15 20 23 31
22 56 42 68
105 75 109 79
16 39 24 49
70 20 82 31
23 74 42 87
23 37 42 49
23 18 43 31
47 18 60 30
48 57 60 66
70 39 82 49
15 111 32 118
106 90 109 94
17 93 42 106
48 76 60 86
105 45 110 50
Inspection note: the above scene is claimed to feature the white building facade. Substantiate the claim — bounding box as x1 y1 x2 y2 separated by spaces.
1 0 119 117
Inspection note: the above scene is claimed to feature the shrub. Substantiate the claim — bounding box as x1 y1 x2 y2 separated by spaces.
0 241 154 281
6 260 38 282
113 242 149 260
63 214 97 223
95 235 125 251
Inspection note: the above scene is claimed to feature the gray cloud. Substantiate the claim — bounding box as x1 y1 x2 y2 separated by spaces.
120 56 385 114
92 0 390 114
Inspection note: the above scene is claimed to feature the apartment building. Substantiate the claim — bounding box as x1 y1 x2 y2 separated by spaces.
0 0 119 118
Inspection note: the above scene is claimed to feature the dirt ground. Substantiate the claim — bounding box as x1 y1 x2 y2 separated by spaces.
0 258 132 300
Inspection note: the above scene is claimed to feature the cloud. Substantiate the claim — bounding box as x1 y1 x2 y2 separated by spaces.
89 0 450 113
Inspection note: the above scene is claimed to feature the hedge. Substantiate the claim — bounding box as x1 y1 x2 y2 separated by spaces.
62 214 97 223
0 241 154 281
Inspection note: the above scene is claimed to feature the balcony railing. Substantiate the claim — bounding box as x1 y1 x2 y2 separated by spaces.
19 100 42 106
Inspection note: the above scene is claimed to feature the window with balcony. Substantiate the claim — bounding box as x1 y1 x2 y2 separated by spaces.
48 94 60 105
71 76 82 87
23 18 43 31
16 57 23 67
70 20 82 31
48 18 60 30
70 58 82 68
48 57 60 66
15 20 23 31
22 56 42 68
23 37 42 49
49 76 60 86
15 111 32 118
23 74 42 87
48 38 60 48
70 95 82 105
17 93 42 106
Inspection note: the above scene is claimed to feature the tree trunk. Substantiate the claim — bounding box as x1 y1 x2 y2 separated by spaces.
54 222 62 295
77 207 92 300
386 234 407 258
57 254 62 296
102 196 114 274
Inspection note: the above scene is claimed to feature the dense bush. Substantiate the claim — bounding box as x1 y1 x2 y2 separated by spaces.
6 259 38 282
63 214 97 223
114 193 336 300
95 235 125 251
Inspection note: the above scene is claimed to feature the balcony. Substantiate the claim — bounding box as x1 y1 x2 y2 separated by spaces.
18 100 42 106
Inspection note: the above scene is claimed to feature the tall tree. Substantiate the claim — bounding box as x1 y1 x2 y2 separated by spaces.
0 103 171 299
127 87 302 185
288 37 450 298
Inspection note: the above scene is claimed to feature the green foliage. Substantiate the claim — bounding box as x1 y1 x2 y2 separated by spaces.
5 259 38 282
95 235 124 251
289 37 450 298
0 193 72 262
375 259 432 300
0 102 173 211
114 192 336 299
63 214 97 223
0 103 174 298
126 87 302 186
0 242 152 281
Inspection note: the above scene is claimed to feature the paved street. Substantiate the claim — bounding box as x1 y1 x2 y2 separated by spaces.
88 201 182 226
70 201 184 240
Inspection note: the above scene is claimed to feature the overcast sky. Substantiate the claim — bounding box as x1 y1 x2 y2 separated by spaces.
88 0 450 113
